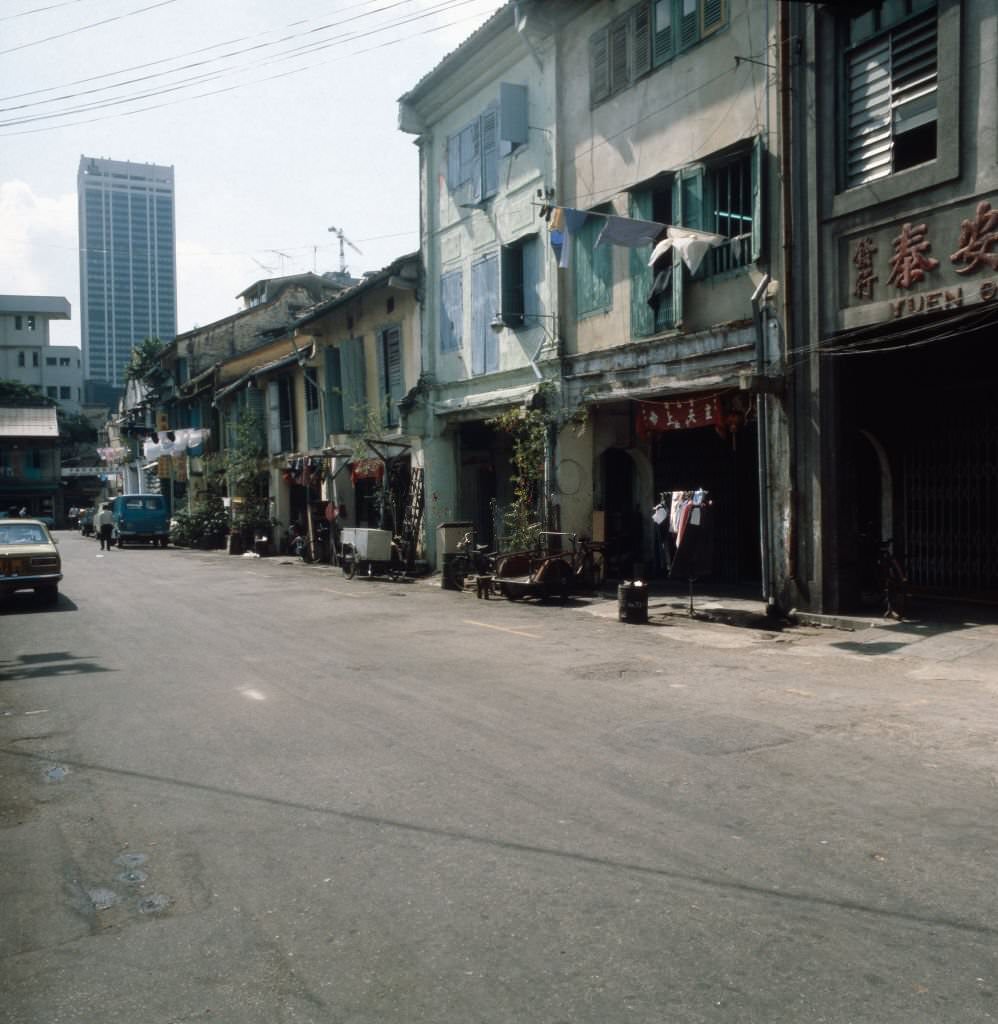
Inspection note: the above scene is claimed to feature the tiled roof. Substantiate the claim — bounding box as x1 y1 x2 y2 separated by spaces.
0 406 59 438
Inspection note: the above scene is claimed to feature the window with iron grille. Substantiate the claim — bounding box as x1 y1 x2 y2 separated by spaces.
707 152 754 274
843 1 937 189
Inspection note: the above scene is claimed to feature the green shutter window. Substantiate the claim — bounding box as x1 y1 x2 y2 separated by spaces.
701 0 725 37
376 327 403 427
341 337 367 432
267 380 282 455
633 3 653 79
324 346 344 434
590 26 611 105
629 190 656 338
609 14 630 93
679 0 699 49
574 213 613 318
305 366 323 450
671 174 684 328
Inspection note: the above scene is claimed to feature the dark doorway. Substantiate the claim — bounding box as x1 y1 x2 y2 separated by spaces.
598 447 641 580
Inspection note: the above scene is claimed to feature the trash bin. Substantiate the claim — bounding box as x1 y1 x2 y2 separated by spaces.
436 521 473 570
618 580 648 624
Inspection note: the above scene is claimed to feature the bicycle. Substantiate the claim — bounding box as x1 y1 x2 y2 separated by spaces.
875 538 908 620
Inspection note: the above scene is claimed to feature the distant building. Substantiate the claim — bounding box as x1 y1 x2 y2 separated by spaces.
0 295 82 413
77 156 177 394
0 405 61 520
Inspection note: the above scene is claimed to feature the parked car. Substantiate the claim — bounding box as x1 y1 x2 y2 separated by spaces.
110 494 169 547
0 517 62 604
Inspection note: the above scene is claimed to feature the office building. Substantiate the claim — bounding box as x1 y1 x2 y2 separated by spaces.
77 157 177 395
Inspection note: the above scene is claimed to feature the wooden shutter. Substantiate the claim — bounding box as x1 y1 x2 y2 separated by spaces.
440 270 462 353
305 367 323 450
481 106 499 199
653 0 673 64
482 255 499 372
891 13 937 137
751 135 764 263
387 329 403 425
499 83 528 146
521 236 540 320
629 190 655 338
459 122 480 200
846 36 892 186
679 0 699 50
267 380 281 454
590 26 611 105
671 175 684 328
471 257 489 376
324 346 344 434
610 14 630 93
574 214 613 317
446 133 461 190
633 3 653 79
341 337 367 432
701 0 725 38
681 164 705 229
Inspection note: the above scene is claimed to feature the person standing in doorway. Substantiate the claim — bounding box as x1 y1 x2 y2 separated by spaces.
96 503 114 550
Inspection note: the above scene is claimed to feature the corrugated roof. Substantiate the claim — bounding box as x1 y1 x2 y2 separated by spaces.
0 406 59 438
397 3 514 108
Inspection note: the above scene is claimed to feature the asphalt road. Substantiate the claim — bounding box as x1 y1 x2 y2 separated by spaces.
1 531 995 1023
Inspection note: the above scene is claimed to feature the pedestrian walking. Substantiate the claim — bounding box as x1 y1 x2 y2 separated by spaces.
96 503 114 550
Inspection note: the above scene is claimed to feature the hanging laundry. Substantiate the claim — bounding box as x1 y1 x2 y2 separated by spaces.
649 227 728 275
595 215 666 248
549 228 565 265
647 266 673 312
558 208 590 269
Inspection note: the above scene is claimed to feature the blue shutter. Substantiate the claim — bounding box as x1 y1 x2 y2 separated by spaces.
324 346 344 434
629 190 655 338
471 255 498 376
481 106 499 199
440 270 463 353
460 122 480 202
483 255 499 372
499 83 528 147
341 337 367 432
446 133 461 190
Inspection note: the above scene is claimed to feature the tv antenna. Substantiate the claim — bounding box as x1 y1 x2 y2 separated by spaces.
268 250 292 274
327 225 362 275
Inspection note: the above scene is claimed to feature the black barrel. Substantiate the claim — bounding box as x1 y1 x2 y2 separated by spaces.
618 580 649 624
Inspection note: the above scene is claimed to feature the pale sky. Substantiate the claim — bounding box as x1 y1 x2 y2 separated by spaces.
0 0 501 348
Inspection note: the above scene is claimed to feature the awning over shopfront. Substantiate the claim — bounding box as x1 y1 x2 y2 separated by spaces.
433 383 537 420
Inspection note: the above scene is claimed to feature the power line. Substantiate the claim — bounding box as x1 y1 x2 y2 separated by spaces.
0 0 180 55
0 0 97 21
0 1 495 134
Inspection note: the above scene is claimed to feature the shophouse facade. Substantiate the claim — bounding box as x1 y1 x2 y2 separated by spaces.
0 406 61 519
790 0 998 610
398 5 560 566
212 256 423 554
543 0 787 598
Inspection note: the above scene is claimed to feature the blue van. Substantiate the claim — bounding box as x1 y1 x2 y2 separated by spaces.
111 494 169 547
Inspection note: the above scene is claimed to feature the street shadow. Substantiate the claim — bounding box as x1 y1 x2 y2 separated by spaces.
0 651 112 682
830 641 911 656
0 592 79 615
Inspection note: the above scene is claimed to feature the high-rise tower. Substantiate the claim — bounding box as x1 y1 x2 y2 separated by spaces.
77 157 176 398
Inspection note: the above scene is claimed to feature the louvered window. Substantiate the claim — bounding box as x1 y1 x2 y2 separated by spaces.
592 0 728 104
377 327 403 428
845 5 937 189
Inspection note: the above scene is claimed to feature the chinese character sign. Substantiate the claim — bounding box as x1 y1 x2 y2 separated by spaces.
887 223 940 289
853 237 878 300
951 201 998 274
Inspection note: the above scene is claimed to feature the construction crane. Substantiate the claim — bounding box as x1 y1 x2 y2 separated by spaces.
327 225 362 275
